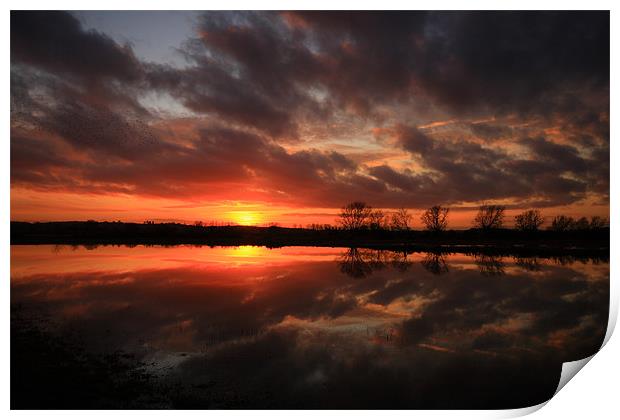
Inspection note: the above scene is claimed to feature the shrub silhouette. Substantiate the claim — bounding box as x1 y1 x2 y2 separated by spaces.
473 205 505 230
549 215 575 231
420 205 449 232
589 216 607 229
515 209 544 231
338 202 373 230
368 209 387 230
390 208 412 231
572 217 590 230
549 215 607 231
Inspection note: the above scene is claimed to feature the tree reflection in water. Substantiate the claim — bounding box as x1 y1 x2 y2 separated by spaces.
337 248 375 278
420 252 449 275
338 248 417 277
514 256 542 271
328 248 610 279
11 245 610 409
474 254 505 276
338 248 453 277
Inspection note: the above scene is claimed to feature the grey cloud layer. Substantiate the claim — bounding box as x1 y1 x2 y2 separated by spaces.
10 11 609 208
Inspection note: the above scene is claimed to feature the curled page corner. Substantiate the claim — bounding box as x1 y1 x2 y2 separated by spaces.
495 357 593 415
544 299 615 405
602 279 618 348
554 355 595 396
496 401 548 418
534 274 620 409
497 355 596 418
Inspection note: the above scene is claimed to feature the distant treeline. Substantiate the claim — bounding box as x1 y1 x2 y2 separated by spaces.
11 219 609 254
334 202 608 232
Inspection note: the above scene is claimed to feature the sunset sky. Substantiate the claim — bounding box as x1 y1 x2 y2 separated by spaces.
10 11 609 228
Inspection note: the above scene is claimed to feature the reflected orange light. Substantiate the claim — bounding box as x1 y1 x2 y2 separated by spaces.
9 245 340 277
228 246 263 259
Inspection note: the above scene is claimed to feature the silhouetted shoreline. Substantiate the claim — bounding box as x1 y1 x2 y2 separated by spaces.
11 221 609 257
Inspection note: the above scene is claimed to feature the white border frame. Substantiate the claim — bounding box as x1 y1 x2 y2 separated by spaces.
3 2 617 419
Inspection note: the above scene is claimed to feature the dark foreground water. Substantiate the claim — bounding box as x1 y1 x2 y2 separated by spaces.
11 245 609 409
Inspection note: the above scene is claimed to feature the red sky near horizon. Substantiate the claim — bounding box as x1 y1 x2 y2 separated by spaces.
10 11 610 228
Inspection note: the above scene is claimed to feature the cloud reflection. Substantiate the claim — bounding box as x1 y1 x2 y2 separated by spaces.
11 245 609 408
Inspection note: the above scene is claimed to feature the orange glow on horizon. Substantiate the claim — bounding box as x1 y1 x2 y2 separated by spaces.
10 188 609 229
229 210 262 226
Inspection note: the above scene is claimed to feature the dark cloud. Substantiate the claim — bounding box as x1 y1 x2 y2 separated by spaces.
11 121 370 204
145 11 327 138
368 165 430 193
147 62 303 138
12 10 609 124
286 11 608 116
9 119 602 207
469 122 513 141
393 125 434 155
520 137 589 174
369 125 600 207
11 11 142 83
41 100 172 161
285 11 430 114
10 11 609 210
412 12 608 117
147 11 608 134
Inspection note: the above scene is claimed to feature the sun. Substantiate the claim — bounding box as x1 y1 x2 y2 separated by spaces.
230 211 262 226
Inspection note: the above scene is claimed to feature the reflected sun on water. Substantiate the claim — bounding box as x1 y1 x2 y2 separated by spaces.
11 245 609 409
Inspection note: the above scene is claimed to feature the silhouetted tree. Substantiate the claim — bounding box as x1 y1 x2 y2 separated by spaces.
550 215 606 231
338 202 373 230
589 216 607 229
420 205 449 232
307 223 334 230
549 215 575 231
368 209 387 230
390 208 412 231
573 217 590 230
473 205 505 230
515 209 544 231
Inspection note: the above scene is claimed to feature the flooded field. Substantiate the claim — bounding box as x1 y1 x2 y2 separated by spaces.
11 245 609 409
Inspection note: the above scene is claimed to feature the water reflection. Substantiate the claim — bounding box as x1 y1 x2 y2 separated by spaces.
337 248 417 277
474 254 505 276
420 252 449 275
11 245 609 409
514 256 542 272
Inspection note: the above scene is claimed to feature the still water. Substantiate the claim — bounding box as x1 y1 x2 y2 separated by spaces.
11 245 609 409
